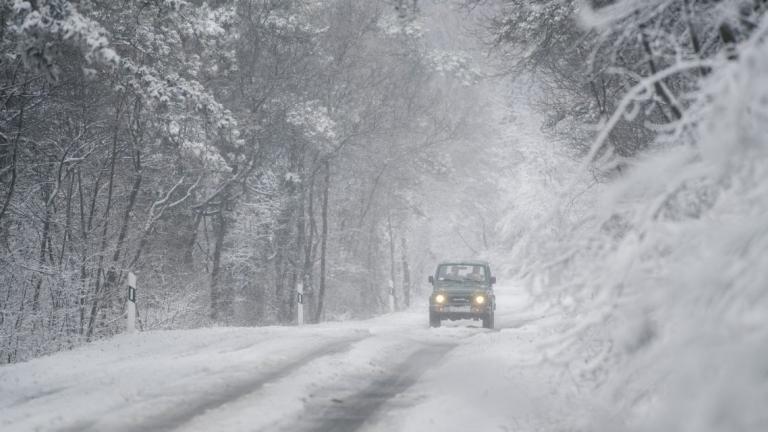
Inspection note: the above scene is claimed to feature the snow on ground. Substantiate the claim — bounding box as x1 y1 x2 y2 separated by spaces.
0 284 581 432
364 286 588 432
0 326 366 431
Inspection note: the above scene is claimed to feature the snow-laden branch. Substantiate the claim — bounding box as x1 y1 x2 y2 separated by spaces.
164 176 202 211
578 0 676 29
143 176 201 232
583 59 716 167
127 176 201 271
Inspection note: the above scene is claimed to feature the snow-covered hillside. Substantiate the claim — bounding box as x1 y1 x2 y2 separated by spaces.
494 11 768 432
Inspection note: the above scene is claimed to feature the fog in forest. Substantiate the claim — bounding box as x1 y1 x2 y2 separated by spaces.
2 1 768 431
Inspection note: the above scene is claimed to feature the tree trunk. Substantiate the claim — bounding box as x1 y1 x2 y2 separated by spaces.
111 158 142 264
59 172 76 266
303 174 316 321
719 23 738 60
102 153 142 302
273 201 292 322
295 164 306 323
367 219 383 313
640 31 682 121
76 169 88 335
184 213 202 265
210 200 228 322
0 100 22 228
386 212 398 310
314 161 330 323
32 183 52 317
683 0 710 76
0 149 16 232
401 237 411 308
86 104 122 340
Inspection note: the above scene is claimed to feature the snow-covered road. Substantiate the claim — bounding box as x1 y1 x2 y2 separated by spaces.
1 286 585 432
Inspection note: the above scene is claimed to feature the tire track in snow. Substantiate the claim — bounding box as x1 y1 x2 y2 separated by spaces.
74 335 366 432
286 342 456 432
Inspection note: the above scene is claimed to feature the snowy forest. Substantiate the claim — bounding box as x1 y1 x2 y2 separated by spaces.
2 0 768 430
0 0 484 357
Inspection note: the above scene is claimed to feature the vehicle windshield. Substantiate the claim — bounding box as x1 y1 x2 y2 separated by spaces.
436 264 487 282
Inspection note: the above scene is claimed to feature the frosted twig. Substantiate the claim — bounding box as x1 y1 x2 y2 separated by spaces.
583 59 715 167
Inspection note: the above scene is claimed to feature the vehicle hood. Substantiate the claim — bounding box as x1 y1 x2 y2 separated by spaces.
432 282 492 292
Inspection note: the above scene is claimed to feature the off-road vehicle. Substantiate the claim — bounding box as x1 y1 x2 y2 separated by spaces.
428 260 496 329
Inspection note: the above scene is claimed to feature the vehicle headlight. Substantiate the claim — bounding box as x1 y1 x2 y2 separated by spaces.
434 294 446 304
474 295 486 305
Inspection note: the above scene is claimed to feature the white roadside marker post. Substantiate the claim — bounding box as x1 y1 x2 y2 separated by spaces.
127 272 137 333
388 279 395 313
297 281 304 326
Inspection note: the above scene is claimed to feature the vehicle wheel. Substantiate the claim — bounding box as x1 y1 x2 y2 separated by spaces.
482 313 494 329
429 313 441 328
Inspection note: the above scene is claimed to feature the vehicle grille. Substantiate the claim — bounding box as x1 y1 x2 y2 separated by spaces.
448 295 472 305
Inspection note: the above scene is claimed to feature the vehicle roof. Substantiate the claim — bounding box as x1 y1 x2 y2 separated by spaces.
437 260 490 266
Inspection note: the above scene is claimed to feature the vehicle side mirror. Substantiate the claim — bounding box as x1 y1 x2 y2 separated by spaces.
428 275 434 284
490 276 496 285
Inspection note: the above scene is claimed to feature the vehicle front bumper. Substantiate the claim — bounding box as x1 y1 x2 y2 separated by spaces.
430 304 491 320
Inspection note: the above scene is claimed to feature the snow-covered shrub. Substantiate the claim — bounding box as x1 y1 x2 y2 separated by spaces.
591 24 768 432
512 11 768 432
